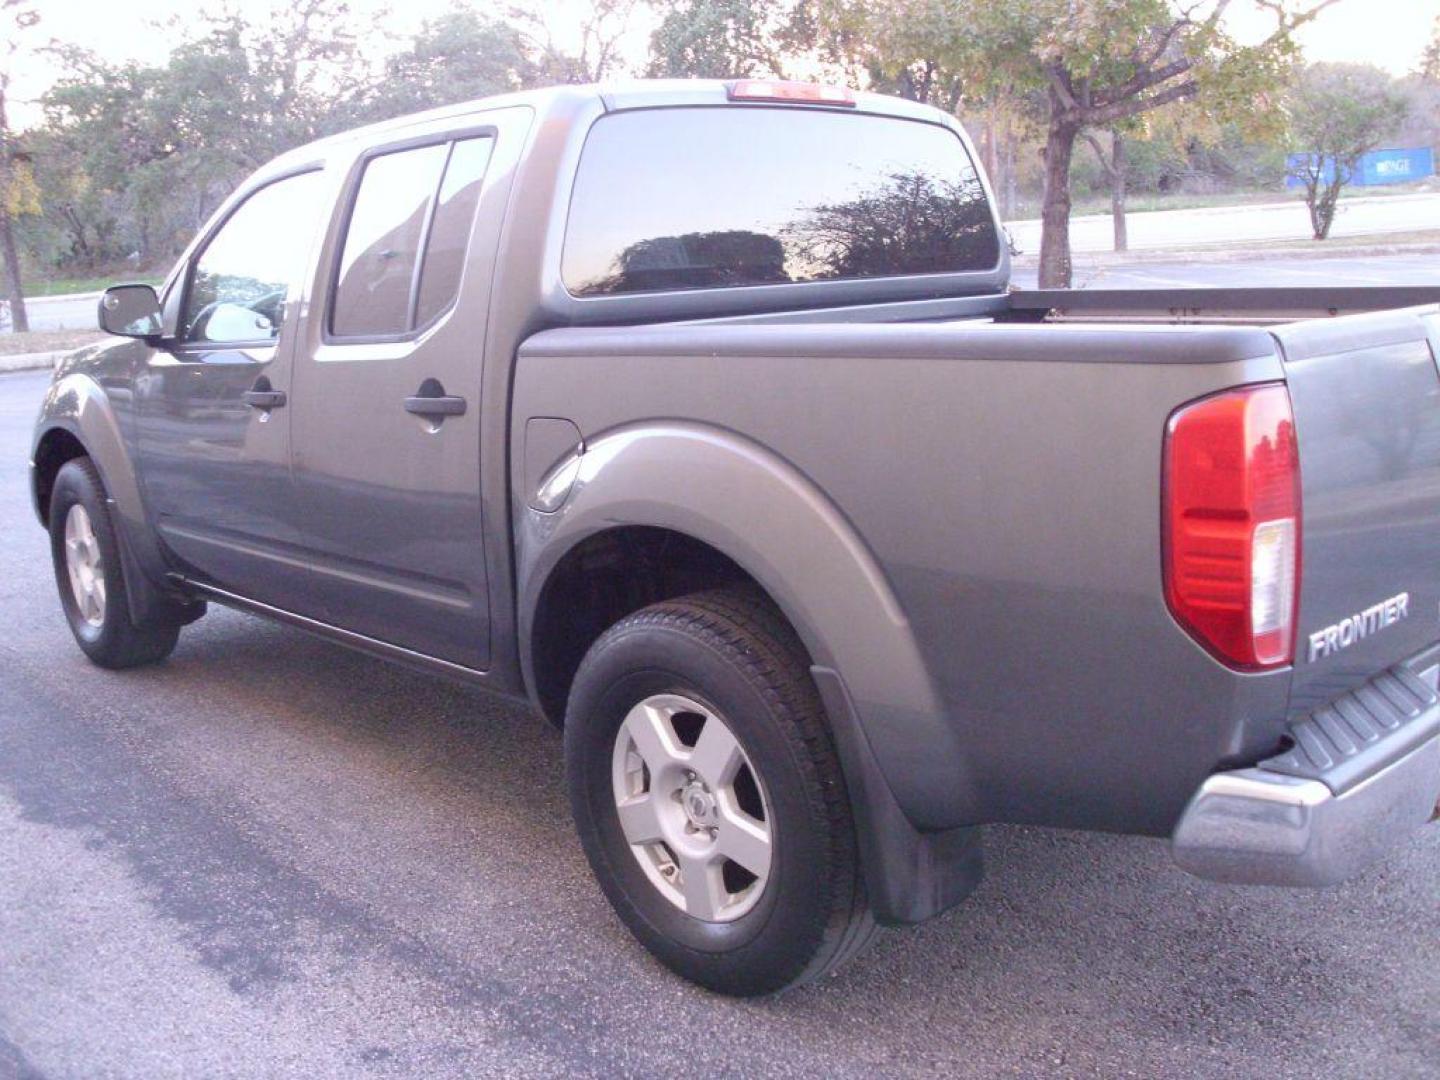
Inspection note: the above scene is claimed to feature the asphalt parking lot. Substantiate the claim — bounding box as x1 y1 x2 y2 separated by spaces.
1 363 1437 1078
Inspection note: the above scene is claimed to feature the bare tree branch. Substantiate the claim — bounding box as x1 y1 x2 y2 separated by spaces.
1081 131 1119 179
1200 0 1235 32
1135 16 1193 71
1048 63 1080 114
1098 56 1194 110
1088 78 1200 126
1253 0 1343 47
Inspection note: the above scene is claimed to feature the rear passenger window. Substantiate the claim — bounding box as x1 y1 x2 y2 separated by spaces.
330 136 493 339
415 139 493 326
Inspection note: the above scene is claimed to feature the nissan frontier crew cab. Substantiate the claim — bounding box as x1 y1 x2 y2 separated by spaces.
31 79 1440 996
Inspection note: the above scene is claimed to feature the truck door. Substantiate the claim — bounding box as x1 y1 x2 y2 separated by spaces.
287 113 523 670
135 167 329 610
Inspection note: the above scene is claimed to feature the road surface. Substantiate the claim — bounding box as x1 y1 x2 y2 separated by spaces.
1008 190 1440 254
2 366 1438 1077
14 291 103 334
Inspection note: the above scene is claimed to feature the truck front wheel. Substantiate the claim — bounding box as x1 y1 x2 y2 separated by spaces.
48 457 181 669
565 588 874 995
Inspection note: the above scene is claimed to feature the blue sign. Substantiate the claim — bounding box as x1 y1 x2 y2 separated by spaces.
1286 147 1435 188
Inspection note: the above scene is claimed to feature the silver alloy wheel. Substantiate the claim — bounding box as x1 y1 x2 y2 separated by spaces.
63 503 106 628
610 693 773 922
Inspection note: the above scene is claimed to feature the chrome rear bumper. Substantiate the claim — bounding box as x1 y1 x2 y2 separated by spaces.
1172 663 1440 886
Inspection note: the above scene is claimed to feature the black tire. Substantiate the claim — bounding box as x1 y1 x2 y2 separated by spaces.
48 456 181 669
566 587 874 996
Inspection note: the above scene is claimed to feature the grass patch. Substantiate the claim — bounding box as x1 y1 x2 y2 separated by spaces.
24 275 162 297
0 330 106 356
1061 180 1440 219
1263 229 1440 248
1150 228 1440 256
1066 190 1297 216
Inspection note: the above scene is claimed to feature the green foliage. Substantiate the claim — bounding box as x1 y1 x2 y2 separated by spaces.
17 0 594 276
3 157 36 216
5 0 1363 290
1394 76 1440 161
363 9 538 119
2 0 43 327
1078 118 1288 197
1423 15 1440 83
31 0 377 269
797 0 1333 282
510 0 642 84
1286 62 1410 239
804 0 975 107
646 0 792 78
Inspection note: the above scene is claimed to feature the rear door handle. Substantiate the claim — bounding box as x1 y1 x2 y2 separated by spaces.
404 394 466 417
243 388 286 410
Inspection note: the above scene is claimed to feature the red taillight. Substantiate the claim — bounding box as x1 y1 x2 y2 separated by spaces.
725 80 856 106
1163 383 1301 669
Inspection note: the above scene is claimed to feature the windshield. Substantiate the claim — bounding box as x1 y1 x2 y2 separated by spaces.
562 106 1000 297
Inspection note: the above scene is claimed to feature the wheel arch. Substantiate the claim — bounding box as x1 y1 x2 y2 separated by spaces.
32 373 193 627
31 425 89 526
516 421 975 829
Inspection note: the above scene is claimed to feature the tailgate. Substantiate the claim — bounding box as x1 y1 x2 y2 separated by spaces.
1275 305 1440 712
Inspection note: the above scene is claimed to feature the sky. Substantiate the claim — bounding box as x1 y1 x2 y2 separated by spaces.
7 0 1437 130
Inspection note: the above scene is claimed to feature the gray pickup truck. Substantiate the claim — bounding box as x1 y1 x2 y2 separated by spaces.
30 79 1440 995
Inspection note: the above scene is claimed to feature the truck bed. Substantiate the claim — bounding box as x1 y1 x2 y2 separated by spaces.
513 288 1440 839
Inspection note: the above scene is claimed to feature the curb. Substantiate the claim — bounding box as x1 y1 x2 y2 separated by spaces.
25 290 103 306
0 349 70 373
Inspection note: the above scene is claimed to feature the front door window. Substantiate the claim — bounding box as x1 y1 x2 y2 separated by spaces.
182 171 325 345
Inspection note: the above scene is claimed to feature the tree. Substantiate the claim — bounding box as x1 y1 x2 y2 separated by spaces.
1286 63 1408 240
363 9 538 120
1422 15 1440 84
799 0 1036 212
1082 100 1241 253
646 0 791 79
1083 129 1130 251
32 1 380 273
25 1 613 281
806 0 1334 287
806 0 971 109
1 0 39 332
160 0 376 162
510 0 641 84
988 0 1337 287
34 52 175 269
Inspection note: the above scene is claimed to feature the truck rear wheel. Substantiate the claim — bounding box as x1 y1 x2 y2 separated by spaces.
565 588 874 995
48 457 181 669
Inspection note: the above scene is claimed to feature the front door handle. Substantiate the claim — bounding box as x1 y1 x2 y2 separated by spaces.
404 395 466 417
243 389 287 409
243 377 286 410
404 378 467 418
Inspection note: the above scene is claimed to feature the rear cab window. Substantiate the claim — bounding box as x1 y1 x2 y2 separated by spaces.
562 107 999 297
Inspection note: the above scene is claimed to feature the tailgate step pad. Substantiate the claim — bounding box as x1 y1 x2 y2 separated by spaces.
1265 665 1440 794
1172 656 1440 886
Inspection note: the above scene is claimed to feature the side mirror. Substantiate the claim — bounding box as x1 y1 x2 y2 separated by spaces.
98 283 163 340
